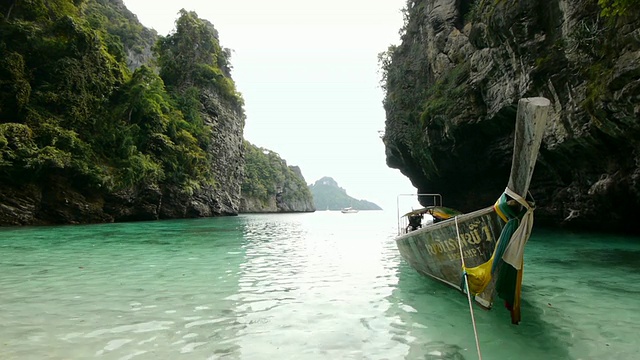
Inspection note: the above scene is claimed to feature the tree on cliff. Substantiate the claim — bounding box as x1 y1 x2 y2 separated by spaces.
0 0 128 188
0 2 223 193
241 141 314 210
598 0 640 16
0 1 245 224
155 9 242 107
380 0 640 233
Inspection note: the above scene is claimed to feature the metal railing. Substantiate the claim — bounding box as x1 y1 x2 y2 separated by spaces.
396 193 443 236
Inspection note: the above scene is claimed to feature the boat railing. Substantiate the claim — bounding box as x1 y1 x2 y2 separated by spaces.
396 193 443 236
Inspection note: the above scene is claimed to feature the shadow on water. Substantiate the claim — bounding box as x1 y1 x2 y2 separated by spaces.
539 245 640 271
138 239 173 245
533 231 640 271
386 260 572 360
529 228 640 294
573 248 640 270
0 217 245 250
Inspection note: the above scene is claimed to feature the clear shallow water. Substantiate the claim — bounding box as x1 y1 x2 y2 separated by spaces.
1 211 639 360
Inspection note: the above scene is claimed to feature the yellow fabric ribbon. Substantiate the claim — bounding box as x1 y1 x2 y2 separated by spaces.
464 255 495 295
464 188 534 295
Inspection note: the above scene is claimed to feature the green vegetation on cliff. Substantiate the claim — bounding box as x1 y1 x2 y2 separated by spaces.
0 1 240 196
241 141 313 209
380 0 640 233
1 0 129 189
155 9 243 109
84 0 155 55
598 0 640 16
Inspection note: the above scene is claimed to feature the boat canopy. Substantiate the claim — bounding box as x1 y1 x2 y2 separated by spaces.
402 206 462 221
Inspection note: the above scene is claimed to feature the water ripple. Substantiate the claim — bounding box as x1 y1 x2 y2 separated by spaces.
0 213 638 359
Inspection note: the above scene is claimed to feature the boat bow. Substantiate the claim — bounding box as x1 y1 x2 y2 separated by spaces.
395 97 551 324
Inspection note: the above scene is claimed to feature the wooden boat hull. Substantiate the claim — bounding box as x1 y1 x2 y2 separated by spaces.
394 97 551 323
395 206 504 308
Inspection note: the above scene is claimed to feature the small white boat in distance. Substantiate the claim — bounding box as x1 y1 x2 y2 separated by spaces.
341 207 359 214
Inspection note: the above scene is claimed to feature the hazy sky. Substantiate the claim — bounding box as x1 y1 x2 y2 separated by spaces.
122 0 417 210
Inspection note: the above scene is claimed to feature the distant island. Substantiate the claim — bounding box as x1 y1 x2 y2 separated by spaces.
309 177 382 211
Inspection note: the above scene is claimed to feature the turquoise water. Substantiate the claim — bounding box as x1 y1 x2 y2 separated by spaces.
1 211 639 359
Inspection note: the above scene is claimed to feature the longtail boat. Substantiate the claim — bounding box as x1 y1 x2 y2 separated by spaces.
395 97 551 324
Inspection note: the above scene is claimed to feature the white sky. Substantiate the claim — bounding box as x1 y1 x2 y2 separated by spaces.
122 0 417 210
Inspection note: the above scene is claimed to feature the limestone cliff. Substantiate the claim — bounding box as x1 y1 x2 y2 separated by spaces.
0 2 244 225
84 0 157 71
239 142 315 213
382 0 640 233
104 86 246 221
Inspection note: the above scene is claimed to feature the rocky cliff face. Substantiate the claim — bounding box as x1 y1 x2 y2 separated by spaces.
383 0 640 233
0 88 245 225
239 165 315 213
0 1 245 226
105 90 246 221
84 0 157 72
